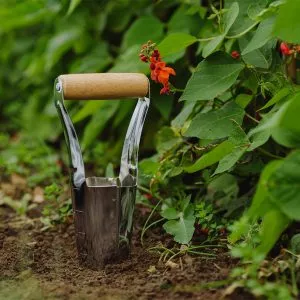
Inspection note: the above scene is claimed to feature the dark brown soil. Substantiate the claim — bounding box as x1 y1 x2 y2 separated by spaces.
0 196 251 299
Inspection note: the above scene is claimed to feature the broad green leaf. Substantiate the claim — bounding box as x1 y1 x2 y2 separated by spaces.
45 27 82 71
70 43 112 73
156 127 181 153
168 4 204 36
247 160 282 220
67 0 81 15
121 16 163 50
139 157 160 175
113 101 135 128
258 87 291 111
185 101 245 139
242 17 275 55
153 94 173 121
163 205 195 244
268 151 300 220
224 2 239 33
185 140 234 173
73 101 104 123
225 0 258 36
202 2 239 57
202 34 225 58
235 93 252 108
180 52 244 102
239 36 273 69
158 33 197 57
248 130 271 151
110 45 149 73
82 101 119 149
161 208 179 220
214 121 250 174
272 93 300 147
257 209 290 255
273 0 300 43
0 1 60 33
171 102 196 130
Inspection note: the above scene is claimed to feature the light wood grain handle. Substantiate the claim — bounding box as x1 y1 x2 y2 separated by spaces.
59 73 149 100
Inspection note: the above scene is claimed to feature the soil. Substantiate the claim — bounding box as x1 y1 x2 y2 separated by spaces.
0 179 252 300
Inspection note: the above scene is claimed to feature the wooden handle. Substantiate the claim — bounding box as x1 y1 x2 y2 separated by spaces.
59 73 149 100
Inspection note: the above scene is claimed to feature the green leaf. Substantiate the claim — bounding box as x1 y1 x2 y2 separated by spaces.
235 93 253 108
272 94 300 147
291 234 300 254
273 0 300 43
110 45 149 73
163 204 195 244
257 209 290 255
121 16 163 50
0 1 60 33
202 34 225 58
180 52 244 102
239 36 273 69
156 127 181 153
70 43 112 73
157 33 197 57
185 101 245 139
247 160 282 221
82 101 119 149
171 102 196 130
161 208 179 220
105 162 115 178
185 140 234 173
225 0 259 36
45 26 82 71
139 157 160 175
168 4 204 36
242 17 275 55
202 2 239 58
268 151 300 221
258 87 291 111
224 2 240 33
73 101 104 123
214 121 250 175
67 0 81 15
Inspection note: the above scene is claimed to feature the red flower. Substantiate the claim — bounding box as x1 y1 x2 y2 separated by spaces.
231 50 240 59
139 42 176 95
280 42 292 55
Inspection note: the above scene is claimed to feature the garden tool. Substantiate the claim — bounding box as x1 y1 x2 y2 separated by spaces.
54 73 149 269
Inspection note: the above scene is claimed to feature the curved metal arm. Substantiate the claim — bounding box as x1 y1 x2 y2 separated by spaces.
54 78 85 188
119 97 150 186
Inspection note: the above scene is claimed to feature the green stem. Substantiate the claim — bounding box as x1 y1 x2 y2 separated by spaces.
197 21 259 43
140 198 163 246
225 21 259 39
257 148 283 160
246 113 259 124
140 218 164 244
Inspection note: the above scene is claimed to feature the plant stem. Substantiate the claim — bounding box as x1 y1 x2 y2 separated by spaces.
257 148 283 160
140 198 163 246
245 113 259 124
225 21 259 39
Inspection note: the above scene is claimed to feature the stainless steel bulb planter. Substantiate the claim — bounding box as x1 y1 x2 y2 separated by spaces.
54 73 149 269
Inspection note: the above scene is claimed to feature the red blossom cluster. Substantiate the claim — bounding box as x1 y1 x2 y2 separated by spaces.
280 42 300 56
139 41 176 95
